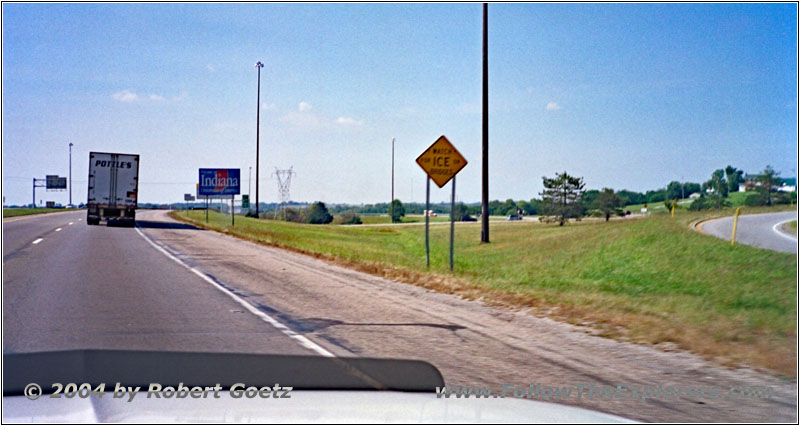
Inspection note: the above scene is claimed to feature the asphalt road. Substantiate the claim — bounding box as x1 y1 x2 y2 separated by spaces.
3 210 797 422
697 211 797 253
3 210 318 355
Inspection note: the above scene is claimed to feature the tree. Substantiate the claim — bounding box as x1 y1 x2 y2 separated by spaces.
526 198 542 215
307 202 333 224
757 165 779 206
488 200 501 215
725 165 744 194
616 190 645 206
683 182 701 196
591 188 622 222
453 202 470 219
645 189 667 204
539 171 585 226
703 170 729 209
390 199 405 223
499 199 516 216
582 189 601 207
666 181 683 201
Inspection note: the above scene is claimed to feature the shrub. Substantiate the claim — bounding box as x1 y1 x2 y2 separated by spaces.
308 202 333 224
744 193 768 207
391 200 405 223
282 208 308 223
335 212 362 225
688 197 709 211
773 192 794 205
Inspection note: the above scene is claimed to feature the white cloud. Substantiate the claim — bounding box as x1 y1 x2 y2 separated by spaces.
149 94 165 101
298 101 312 112
335 117 364 126
112 90 138 102
546 101 562 111
261 102 276 111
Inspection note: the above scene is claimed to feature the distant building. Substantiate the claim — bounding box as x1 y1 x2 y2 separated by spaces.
689 192 701 199
741 175 796 192
778 177 796 193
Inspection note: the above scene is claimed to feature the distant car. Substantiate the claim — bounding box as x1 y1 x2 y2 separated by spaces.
507 214 522 221
460 215 477 222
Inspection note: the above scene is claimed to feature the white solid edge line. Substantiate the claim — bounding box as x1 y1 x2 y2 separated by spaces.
772 220 799 242
32 238 43 244
133 226 335 358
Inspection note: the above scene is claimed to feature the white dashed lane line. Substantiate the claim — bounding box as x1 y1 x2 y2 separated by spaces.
32 238 43 245
68 222 74 225
55 228 62 232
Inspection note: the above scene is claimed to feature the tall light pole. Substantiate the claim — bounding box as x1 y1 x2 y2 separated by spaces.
391 137 395 222
480 3 490 243
69 142 73 206
255 61 264 217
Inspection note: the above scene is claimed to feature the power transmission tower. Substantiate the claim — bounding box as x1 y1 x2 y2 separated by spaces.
272 167 296 219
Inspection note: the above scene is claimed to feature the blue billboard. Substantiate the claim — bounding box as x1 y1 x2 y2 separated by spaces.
198 169 241 196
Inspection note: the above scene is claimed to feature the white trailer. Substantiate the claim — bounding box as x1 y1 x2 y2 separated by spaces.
87 152 140 226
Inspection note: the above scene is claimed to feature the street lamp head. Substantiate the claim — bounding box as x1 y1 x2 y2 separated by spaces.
255 61 264 68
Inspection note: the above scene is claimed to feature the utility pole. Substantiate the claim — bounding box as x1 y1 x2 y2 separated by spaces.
255 61 264 217
68 142 73 206
480 2 490 243
249 166 252 197
391 137 395 222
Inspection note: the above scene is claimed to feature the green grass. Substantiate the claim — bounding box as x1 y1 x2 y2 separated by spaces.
355 214 450 224
171 205 797 376
787 221 797 233
625 192 761 213
726 191 759 206
3 208 78 218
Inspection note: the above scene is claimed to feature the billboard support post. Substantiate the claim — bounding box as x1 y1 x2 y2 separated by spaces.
32 178 47 208
231 195 235 226
206 196 209 223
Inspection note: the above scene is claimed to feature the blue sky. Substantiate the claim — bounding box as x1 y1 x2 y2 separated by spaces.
2 3 797 206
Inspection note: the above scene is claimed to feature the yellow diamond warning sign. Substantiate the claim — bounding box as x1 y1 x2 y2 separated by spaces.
415 135 468 188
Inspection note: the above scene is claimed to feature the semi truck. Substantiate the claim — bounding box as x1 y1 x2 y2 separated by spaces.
86 152 139 226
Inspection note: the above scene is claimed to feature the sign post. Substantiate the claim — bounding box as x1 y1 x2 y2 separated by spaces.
450 176 456 271
415 135 468 271
425 177 430 268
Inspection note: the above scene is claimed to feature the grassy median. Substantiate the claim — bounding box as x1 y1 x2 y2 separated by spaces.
171 206 797 376
3 208 78 218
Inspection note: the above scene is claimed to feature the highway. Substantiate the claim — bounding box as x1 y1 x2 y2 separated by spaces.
3 210 797 422
3 210 318 356
698 211 797 254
